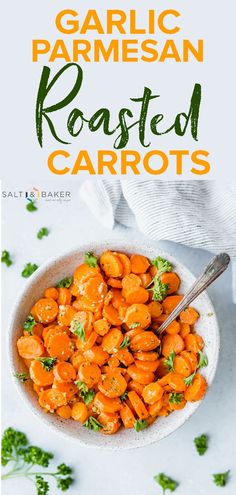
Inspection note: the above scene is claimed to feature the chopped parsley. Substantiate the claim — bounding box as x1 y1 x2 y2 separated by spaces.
184 372 196 386
194 434 208 456
26 200 37 212
56 277 72 289
37 227 49 240
84 252 98 267
149 275 169 302
164 351 176 372
129 322 140 329
14 373 29 383
21 263 38 278
23 314 36 334
75 381 95 405
134 419 148 432
213 470 230 487
70 321 85 342
154 473 178 494
1 250 13 267
83 416 103 431
119 336 130 348
169 393 183 405
120 391 128 401
198 351 208 368
36 357 56 371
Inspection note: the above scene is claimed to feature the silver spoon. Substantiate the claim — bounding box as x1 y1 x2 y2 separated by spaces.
155 252 230 336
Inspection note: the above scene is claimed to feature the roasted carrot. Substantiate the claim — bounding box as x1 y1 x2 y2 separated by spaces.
180 307 199 325
83 346 109 366
17 336 45 360
130 254 150 274
98 371 127 398
53 362 76 383
30 360 54 386
56 404 72 419
142 382 164 405
161 334 185 357
120 403 135 428
124 304 151 329
47 333 74 361
39 389 67 411
127 365 155 385
162 295 184 314
100 251 123 278
94 392 121 413
184 373 207 401
71 402 89 422
102 328 123 353
128 391 149 419
130 331 160 352
160 272 180 294
44 287 59 300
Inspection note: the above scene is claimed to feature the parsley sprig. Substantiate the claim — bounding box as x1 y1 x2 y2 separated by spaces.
56 277 72 289
134 419 148 432
84 252 98 267
149 276 169 302
1 427 74 494
151 256 172 275
213 470 230 487
23 314 36 334
21 263 39 278
1 250 13 267
75 381 95 405
14 372 29 382
164 351 175 372
169 393 183 405
119 336 130 348
194 434 208 456
70 321 85 342
154 473 178 494
36 358 56 372
37 227 49 240
83 417 103 431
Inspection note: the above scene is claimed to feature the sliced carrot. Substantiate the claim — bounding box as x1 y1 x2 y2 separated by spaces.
125 327 143 339
52 380 78 400
44 326 69 348
155 358 169 378
135 359 159 373
56 404 72 419
58 305 77 326
149 265 158 278
47 333 74 361
133 351 158 362
70 350 85 370
148 301 163 319
130 331 160 352
30 359 54 386
93 319 110 338
83 346 109 366
75 331 97 352
24 358 33 369
102 328 123 353
121 274 141 291
100 251 123 278
72 296 96 313
173 355 192 377
180 350 198 373
57 288 72 306
73 263 100 288
17 336 45 360
34 298 58 324
127 365 155 385
71 310 93 336
120 403 135 428
160 272 180 294
184 373 207 401
168 372 186 392
184 334 201 353
196 334 204 350
127 380 144 396
165 320 181 335
162 295 184 314
24 323 44 338
179 323 191 338
169 396 186 411
98 372 127 398
130 254 150 274
124 304 151 329
103 304 122 326
78 362 101 387
107 278 122 288
128 391 149 419
108 356 120 367
94 391 121 413
148 398 163 417
110 289 126 309
44 287 59 300
33 383 47 395
124 287 149 304
98 412 120 434
142 382 164 405
53 362 76 383
39 388 67 411
116 348 134 366
180 307 199 325
83 276 107 304
71 402 89 422
116 253 131 276
161 334 185 357
70 283 80 297
139 273 152 288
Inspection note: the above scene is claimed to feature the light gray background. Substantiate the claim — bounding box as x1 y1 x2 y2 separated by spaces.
2 180 236 494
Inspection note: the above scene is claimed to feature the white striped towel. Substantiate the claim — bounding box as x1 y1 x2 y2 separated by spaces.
80 180 236 301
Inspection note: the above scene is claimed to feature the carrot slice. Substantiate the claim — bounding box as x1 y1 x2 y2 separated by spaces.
103 304 122 326
162 295 184 314
34 298 58 324
128 391 149 419
78 362 101 387
100 251 123 278
52 381 78 400
94 391 121 413
47 333 74 361
180 307 199 325
148 398 164 417
168 372 186 392
148 301 163 319
169 396 186 411
139 273 152 288
156 358 170 378
110 289 126 309
70 350 85 369
83 276 108 304
17 336 45 360
120 403 135 428
58 305 77 326
184 373 207 401
30 360 54 386
98 372 127 398
127 365 155 385
127 380 144 396
179 323 191 338
160 272 180 294
71 310 93 336
71 402 89 422
184 334 201 353
180 351 198 373
121 274 141 291
44 326 69 348
116 348 134 366
44 287 59 300
73 296 96 313
108 356 120 367
174 355 192 377
124 304 151 329
53 362 76 383
39 388 67 411
116 253 131 276
130 254 150 274
135 359 159 373
98 412 120 434
130 331 160 352
165 320 181 335
57 288 72 306
83 346 109 366
124 287 149 304
107 278 122 289
161 334 185 357
102 328 123 353
24 323 44 338
142 382 164 405
93 318 110 336
73 263 100 289
56 405 72 419
134 351 158 362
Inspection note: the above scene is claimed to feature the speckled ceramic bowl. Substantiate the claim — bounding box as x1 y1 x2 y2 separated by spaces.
9 240 220 450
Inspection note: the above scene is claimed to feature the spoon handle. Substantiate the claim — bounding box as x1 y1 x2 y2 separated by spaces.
156 252 230 336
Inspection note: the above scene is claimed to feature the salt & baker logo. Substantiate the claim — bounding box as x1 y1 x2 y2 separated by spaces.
2 186 72 202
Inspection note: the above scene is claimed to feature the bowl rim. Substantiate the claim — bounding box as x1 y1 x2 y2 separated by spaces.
8 239 220 450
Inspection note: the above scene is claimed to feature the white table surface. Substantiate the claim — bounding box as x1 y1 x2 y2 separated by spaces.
2 181 236 495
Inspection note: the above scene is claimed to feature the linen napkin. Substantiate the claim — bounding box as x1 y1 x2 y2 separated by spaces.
80 180 236 301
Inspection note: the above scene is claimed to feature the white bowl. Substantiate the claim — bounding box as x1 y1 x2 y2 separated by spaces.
9 240 220 450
